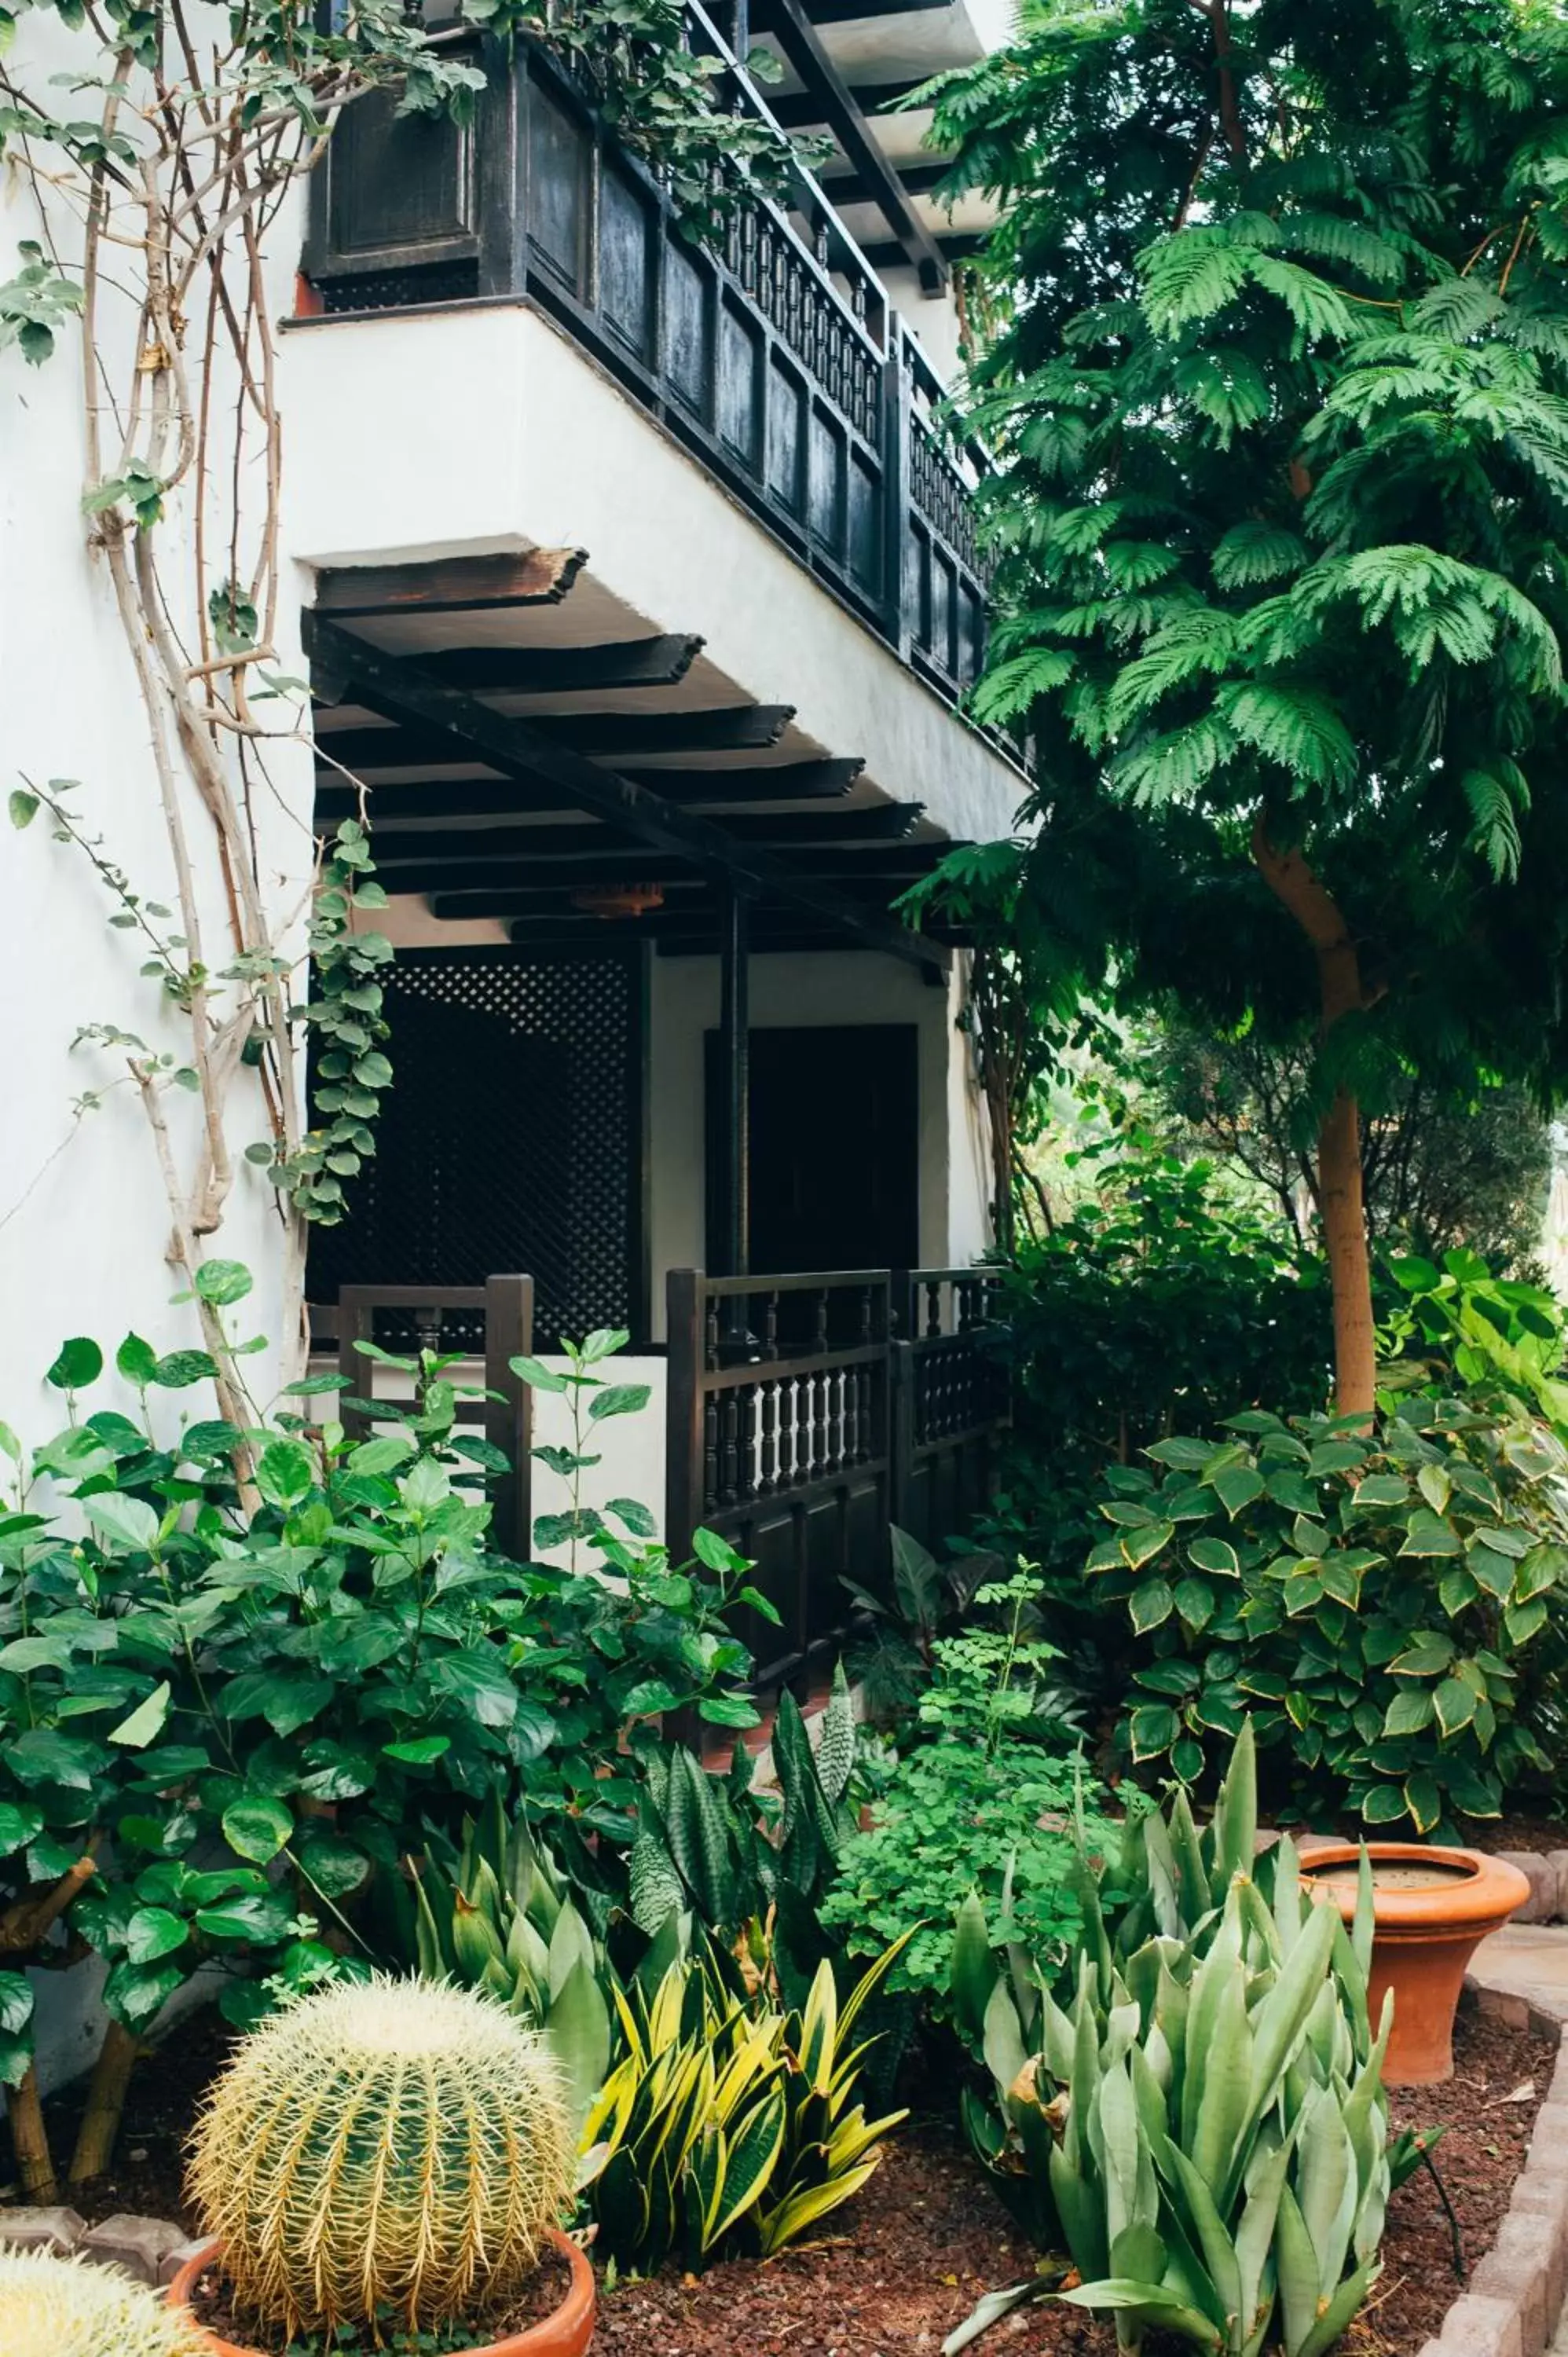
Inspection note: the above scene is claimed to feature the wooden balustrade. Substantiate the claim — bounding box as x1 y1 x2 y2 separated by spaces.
667 1263 1008 1684
300 10 989 702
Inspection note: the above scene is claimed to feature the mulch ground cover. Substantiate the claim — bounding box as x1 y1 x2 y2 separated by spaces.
25 1992 1548 2357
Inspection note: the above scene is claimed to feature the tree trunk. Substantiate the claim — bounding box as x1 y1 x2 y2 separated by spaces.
5 2065 57 2201
1251 822 1378 1419
68 2018 139 2185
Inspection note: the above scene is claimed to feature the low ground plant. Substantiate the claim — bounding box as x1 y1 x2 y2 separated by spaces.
819 1571 1116 2002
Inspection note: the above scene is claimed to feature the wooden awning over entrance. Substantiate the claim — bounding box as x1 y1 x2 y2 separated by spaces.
305 550 975 977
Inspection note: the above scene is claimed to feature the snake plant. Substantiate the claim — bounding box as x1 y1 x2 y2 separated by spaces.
581 1926 910 2271
946 1723 1391 2355
410 1793 612 2131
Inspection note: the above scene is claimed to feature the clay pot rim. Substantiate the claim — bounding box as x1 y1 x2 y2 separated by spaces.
165 2228 596 2357
1299 1839 1532 1929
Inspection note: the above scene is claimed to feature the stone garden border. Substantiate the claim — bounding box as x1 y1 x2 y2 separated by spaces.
1413 1959 1568 2357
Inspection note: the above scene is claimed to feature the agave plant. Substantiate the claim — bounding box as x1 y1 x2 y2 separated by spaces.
187 1975 575 2342
410 1794 612 2130
0 2245 207 2357
581 1925 910 2271
946 1725 1392 2355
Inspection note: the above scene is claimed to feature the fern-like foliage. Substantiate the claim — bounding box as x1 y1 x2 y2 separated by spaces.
912 0 1568 1296
0 2248 207 2357
187 1976 573 2341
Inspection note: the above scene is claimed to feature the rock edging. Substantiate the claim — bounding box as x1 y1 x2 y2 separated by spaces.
1415 1972 1568 2357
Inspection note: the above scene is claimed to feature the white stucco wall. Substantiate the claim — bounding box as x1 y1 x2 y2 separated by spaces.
0 16 316 1442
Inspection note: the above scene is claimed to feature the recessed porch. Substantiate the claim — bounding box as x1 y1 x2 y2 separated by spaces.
299 546 1014 1673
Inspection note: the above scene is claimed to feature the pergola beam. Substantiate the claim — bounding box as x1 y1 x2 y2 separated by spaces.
395 847 943 897
313 757 866 828
304 612 947 977
370 806 926 867
314 705 797 768
408 635 705 695
752 0 949 291
315 548 587 618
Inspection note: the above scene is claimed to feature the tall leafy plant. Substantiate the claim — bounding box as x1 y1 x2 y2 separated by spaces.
924 0 1568 1416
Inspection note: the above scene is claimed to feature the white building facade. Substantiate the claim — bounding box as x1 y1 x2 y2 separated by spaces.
2 0 1021 1641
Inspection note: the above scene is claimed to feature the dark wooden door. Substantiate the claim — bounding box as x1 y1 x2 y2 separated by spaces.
705 1024 919 1274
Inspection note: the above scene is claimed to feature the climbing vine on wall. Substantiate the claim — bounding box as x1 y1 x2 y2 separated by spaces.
0 0 802 1395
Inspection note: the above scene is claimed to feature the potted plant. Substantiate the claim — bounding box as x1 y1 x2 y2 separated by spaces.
1299 1841 1531 2084
0 2244 207 2357
167 1976 595 2355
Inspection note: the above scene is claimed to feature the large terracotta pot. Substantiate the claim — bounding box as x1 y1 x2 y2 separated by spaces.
167 2229 595 2357
1300 1841 1530 2085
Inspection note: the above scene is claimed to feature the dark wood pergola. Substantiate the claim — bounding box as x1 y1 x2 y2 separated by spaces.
305 551 974 1285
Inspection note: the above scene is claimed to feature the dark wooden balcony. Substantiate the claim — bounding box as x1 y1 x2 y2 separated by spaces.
300 4 990 704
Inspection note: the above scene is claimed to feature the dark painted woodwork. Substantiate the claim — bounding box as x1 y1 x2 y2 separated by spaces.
716 889 752 1282
313 704 800 770
300 12 991 704
315 550 587 615
321 1276 534 1556
819 157 954 203
770 77 929 126
416 844 947 904
529 705 796 757
749 0 947 289
307 614 949 976
368 805 926 866
664 1261 1007 1682
405 636 704 693
310 951 646 1350
313 757 867 827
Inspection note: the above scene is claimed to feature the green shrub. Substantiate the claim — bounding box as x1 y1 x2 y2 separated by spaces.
946 1727 1392 2357
1090 1398 1568 1831
819 1573 1116 2000
0 1302 767 2183
976 1148 1329 1690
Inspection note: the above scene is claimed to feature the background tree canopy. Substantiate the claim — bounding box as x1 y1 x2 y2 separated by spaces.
923 0 1568 1413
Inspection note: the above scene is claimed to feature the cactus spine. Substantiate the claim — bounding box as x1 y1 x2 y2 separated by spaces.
0 2245 207 2357
186 1976 574 2341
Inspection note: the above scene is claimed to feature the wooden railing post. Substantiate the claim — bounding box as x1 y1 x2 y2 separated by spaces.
888 1335 915 1538
483 1274 534 1561
665 1267 706 1568
336 1287 374 1442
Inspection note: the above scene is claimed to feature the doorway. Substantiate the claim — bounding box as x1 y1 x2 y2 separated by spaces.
704 1024 920 1275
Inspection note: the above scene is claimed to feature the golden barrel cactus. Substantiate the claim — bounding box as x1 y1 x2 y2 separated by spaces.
0 2246 207 2357
187 1975 573 2341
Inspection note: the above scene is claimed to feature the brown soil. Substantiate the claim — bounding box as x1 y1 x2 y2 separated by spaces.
183 2244 574 2354
5 1997 1554 2357
1478 1816 1568 1858
592 2002 1557 2357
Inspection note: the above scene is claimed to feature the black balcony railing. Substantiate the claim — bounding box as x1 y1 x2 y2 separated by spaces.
301 6 988 701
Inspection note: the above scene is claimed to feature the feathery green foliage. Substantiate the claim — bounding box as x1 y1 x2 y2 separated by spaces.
0 2247 207 2357
186 1976 574 2343
923 0 1568 1406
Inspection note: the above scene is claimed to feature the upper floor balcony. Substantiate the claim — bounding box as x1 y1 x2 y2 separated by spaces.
298 0 993 707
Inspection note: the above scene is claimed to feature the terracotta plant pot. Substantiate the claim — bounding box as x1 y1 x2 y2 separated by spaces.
1300 1841 1531 2085
166 2229 596 2357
